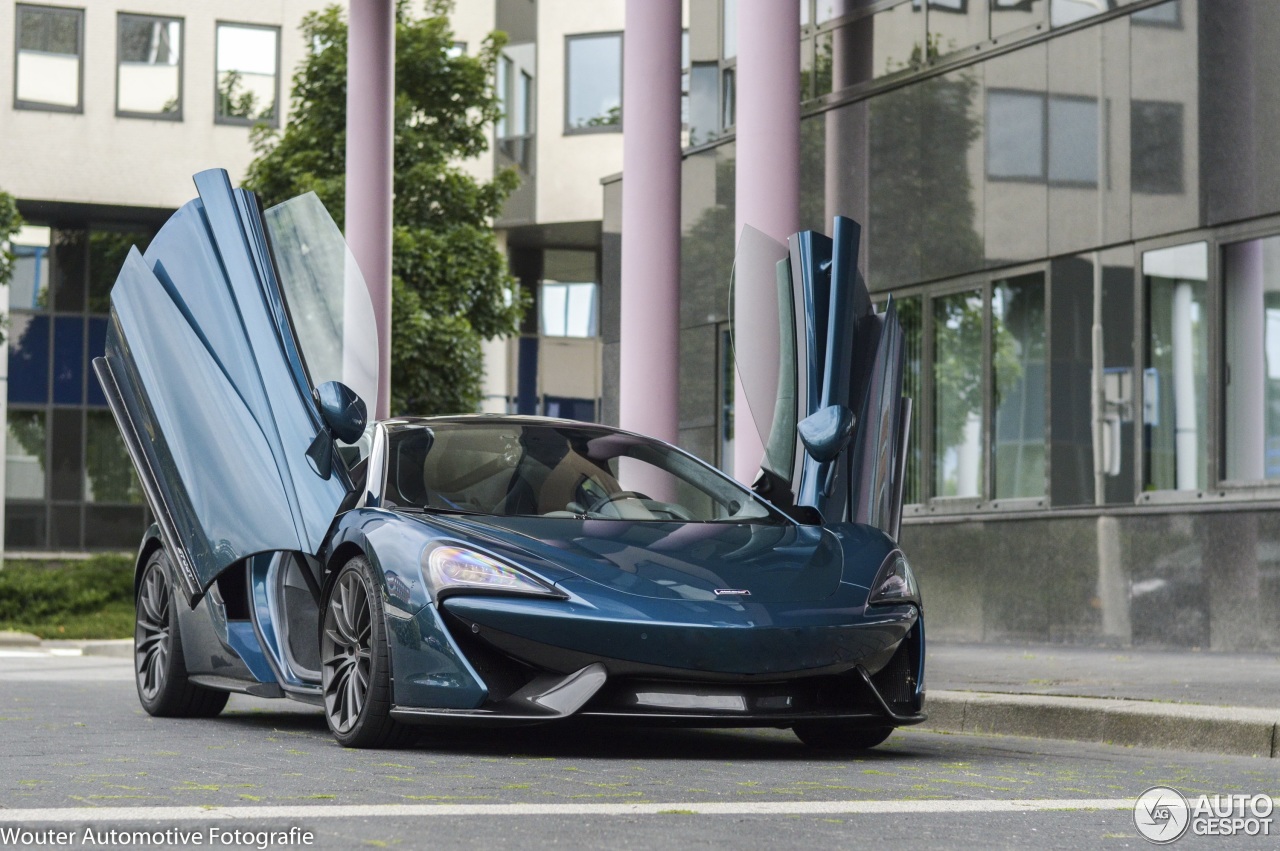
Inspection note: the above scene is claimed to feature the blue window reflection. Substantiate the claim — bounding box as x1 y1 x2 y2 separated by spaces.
53 316 84 405
87 317 108 407
8 315 50 404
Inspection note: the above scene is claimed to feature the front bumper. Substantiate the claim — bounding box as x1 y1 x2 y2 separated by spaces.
385 586 925 728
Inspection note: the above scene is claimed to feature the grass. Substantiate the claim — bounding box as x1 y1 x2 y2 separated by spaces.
0 555 134 639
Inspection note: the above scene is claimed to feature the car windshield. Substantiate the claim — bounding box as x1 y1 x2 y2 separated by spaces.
382 422 786 524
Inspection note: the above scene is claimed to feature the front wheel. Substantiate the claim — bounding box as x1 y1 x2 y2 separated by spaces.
134 549 229 718
320 556 409 748
792 723 894 750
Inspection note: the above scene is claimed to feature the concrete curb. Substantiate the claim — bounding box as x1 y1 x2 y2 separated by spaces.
0 630 41 647
79 639 133 658
922 690 1280 759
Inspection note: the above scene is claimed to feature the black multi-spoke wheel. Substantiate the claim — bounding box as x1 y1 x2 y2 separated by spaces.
320 556 407 748
134 549 228 717
792 722 893 750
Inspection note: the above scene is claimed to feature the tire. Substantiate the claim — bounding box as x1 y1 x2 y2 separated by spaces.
320 556 410 748
135 549 229 718
792 722 894 751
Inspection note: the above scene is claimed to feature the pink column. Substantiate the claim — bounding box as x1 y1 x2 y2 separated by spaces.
619 0 682 444
734 3 800 483
345 0 395 419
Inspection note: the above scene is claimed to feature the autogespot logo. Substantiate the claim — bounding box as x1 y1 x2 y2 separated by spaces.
1134 786 1191 844
1134 786 1276 843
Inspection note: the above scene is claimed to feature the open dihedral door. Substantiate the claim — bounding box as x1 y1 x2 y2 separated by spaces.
93 169 377 605
732 216 911 539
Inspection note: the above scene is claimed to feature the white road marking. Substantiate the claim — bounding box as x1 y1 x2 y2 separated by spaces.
47 649 84 657
0 800 1137 822
0 651 46 658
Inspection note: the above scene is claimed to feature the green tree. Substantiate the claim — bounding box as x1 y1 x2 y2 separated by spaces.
244 1 525 415
0 190 21 299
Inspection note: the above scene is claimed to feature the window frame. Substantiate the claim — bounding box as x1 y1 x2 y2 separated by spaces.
896 260 1052 516
212 20 282 128
563 31 624 136
115 11 185 122
13 3 85 114
985 88 1101 188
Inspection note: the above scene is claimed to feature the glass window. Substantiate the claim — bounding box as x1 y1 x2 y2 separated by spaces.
88 228 154 313
496 53 511 138
5 504 47 550
1223 235 1280 481
988 90 1044 180
50 227 86 312
117 14 182 118
566 33 622 132
540 283 598 338
1143 242 1208 491
1131 100 1184 195
898 296 924 504
540 250 598 338
689 64 719 145
389 423 782 524
925 0 989 59
50 408 81 500
8 314 49 404
9 225 50 310
681 30 690 128
1047 96 1097 185
933 290 984 497
992 0 1046 38
6 410 46 500
215 23 279 124
1050 0 1114 28
721 67 736 129
52 316 84 405
85 410 142 503
1131 0 1180 26
992 273 1046 498
15 4 82 110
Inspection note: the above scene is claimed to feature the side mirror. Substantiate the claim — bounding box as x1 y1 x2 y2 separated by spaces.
798 404 855 463
305 381 367 479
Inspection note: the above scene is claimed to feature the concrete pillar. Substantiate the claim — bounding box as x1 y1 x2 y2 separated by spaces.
734 3 800 483
345 0 395 419
619 0 681 444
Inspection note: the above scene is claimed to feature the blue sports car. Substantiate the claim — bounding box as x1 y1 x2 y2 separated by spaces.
94 170 922 749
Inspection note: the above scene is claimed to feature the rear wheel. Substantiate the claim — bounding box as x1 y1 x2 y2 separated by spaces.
135 549 229 718
792 723 894 750
320 556 409 748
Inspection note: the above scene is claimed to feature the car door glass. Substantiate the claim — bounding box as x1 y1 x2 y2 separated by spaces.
264 193 379 412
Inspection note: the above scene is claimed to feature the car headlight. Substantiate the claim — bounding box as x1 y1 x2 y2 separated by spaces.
866 551 921 608
421 543 563 601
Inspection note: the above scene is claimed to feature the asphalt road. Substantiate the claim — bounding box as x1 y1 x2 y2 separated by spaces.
1 652 1277 850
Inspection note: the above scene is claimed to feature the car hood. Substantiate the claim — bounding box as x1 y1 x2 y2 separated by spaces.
424 515 846 604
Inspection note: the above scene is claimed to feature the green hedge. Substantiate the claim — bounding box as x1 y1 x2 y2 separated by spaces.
0 555 135 639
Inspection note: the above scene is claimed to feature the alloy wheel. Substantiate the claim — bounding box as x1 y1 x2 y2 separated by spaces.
135 561 171 702
321 568 374 734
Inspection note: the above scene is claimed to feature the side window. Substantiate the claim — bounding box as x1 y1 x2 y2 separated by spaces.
15 4 83 112
117 13 182 119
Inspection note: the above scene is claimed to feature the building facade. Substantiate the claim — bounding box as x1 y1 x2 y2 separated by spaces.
0 0 630 554
604 0 1280 650
1 0 333 553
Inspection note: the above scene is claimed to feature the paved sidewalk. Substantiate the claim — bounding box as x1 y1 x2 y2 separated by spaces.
923 642 1280 759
